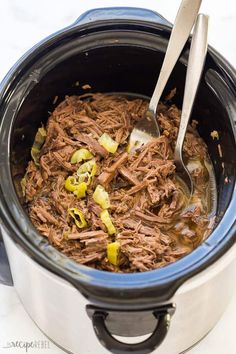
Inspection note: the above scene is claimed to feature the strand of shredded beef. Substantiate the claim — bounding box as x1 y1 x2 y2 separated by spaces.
23 93 214 272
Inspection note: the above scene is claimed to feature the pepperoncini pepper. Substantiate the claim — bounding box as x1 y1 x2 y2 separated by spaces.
71 148 93 164
100 210 116 235
68 208 87 228
31 126 47 165
64 177 87 199
98 133 119 154
64 176 79 192
77 160 97 185
107 241 120 265
73 182 87 199
93 185 110 209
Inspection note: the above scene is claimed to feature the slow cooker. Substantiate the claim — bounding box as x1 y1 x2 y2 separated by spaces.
0 7 236 354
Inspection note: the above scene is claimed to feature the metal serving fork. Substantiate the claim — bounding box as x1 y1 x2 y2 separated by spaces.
129 0 202 149
174 14 208 196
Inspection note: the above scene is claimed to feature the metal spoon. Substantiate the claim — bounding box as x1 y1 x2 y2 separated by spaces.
174 13 209 196
129 0 202 150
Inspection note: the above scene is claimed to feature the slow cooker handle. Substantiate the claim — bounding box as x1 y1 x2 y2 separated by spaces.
74 7 172 27
88 305 175 354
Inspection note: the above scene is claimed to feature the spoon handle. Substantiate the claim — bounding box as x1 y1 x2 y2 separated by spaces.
174 14 209 160
149 0 202 115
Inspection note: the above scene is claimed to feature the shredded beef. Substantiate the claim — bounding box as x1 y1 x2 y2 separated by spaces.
23 93 215 272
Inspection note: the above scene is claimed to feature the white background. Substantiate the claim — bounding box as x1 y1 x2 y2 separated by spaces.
0 0 236 353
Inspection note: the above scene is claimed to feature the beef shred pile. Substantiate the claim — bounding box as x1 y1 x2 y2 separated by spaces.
22 92 214 272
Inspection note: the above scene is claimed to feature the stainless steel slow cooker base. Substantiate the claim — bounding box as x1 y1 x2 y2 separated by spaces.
2 229 236 354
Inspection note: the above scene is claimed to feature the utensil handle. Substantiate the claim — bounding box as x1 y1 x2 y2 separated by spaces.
149 0 202 114
175 14 209 157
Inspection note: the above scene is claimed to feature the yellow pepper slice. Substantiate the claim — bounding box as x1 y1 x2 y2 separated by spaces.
98 133 118 154
73 182 87 199
93 185 110 209
34 127 47 149
68 208 87 228
65 176 79 192
31 147 41 166
77 159 97 176
100 210 116 235
77 160 97 185
107 242 120 265
78 171 92 185
31 126 47 165
21 176 27 197
71 148 93 164
65 177 87 199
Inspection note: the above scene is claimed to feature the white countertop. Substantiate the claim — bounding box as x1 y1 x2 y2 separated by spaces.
0 0 236 353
